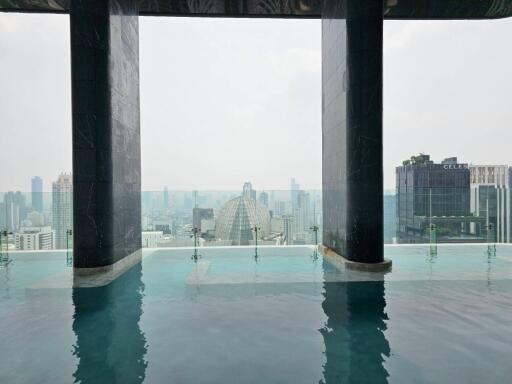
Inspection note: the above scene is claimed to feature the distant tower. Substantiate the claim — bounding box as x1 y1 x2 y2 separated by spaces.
258 191 269 207
3 192 19 232
52 174 73 249
283 215 294 245
163 186 170 209
242 182 256 200
32 176 43 213
3 191 26 231
294 191 311 232
290 178 300 208
274 200 286 216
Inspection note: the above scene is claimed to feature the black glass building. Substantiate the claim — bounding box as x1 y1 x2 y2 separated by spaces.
396 155 484 243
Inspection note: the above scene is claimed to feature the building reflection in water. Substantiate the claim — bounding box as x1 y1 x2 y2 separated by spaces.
72 263 147 384
320 260 390 384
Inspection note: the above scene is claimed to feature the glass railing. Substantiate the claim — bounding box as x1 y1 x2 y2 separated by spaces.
0 189 323 251
141 189 323 248
0 230 12 266
391 185 508 246
2 186 505 252
0 191 71 252
66 229 73 266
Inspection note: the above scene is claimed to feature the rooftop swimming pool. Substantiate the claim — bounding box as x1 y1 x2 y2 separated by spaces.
1 245 511 383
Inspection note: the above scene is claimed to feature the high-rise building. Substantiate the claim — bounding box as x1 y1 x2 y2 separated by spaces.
0 202 5 229
274 201 286 216
470 165 511 242
3 191 26 232
27 210 45 227
152 218 172 234
192 207 214 233
163 187 170 209
52 173 73 249
31 176 43 213
290 178 300 208
384 194 397 244
396 155 483 243
242 182 256 200
294 191 311 233
15 226 54 250
3 193 18 232
282 215 294 245
258 191 269 207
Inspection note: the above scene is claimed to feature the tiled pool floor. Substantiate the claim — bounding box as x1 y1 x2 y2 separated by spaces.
1 245 511 383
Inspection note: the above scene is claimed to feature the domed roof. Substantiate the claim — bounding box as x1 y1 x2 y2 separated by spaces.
215 196 270 245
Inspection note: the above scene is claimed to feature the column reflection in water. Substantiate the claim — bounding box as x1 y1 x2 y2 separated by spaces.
72 264 147 383
320 260 390 383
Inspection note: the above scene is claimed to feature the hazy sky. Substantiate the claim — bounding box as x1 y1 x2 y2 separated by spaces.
1 14 511 192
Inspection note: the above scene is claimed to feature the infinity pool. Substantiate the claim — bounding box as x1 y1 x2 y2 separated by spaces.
1 245 511 383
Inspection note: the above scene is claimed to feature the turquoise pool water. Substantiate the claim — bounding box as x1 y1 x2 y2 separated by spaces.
1 245 511 383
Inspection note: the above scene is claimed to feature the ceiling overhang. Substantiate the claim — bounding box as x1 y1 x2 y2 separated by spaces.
1 0 511 19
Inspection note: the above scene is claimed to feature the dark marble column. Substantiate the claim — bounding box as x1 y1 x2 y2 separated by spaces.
321 0 384 263
71 0 141 269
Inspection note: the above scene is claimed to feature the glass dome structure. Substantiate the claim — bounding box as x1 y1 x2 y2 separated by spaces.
215 196 271 245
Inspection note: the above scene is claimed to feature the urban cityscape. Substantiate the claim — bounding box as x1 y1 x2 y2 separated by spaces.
1 154 511 251
394 154 511 244
0 176 322 251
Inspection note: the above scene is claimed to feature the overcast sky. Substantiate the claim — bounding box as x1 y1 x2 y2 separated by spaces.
0 14 511 192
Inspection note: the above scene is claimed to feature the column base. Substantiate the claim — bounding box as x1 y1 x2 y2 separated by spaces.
319 245 392 272
73 249 142 288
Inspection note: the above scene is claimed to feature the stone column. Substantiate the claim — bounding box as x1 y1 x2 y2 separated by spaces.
70 0 141 273
322 0 385 264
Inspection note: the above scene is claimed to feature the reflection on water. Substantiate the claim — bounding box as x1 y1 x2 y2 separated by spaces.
72 264 147 384
320 260 390 384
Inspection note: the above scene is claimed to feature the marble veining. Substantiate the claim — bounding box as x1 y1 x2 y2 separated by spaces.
322 0 383 263
2 0 512 18
71 0 141 269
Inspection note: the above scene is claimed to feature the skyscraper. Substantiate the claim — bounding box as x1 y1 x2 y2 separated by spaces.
31 176 43 213
163 186 170 209
52 173 73 249
290 178 300 208
242 182 256 200
0 202 5 230
282 215 294 245
274 201 286 216
192 207 214 232
258 191 269 207
296 191 311 232
3 191 26 232
396 155 483 243
470 165 511 242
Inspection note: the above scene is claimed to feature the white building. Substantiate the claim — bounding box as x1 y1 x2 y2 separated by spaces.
15 226 55 250
52 174 73 249
470 165 510 186
469 165 511 242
